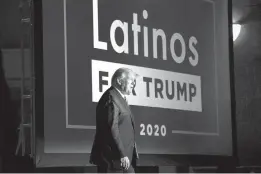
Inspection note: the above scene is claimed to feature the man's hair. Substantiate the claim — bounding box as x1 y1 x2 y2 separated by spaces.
111 68 136 86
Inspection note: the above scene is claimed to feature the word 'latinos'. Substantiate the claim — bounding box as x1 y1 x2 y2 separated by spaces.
93 0 199 67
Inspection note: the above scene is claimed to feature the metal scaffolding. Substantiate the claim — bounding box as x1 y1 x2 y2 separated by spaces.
15 0 35 161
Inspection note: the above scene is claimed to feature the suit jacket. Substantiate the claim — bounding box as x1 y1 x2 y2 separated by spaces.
90 86 138 168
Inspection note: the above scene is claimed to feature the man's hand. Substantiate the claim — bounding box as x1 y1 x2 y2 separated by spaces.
120 156 130 170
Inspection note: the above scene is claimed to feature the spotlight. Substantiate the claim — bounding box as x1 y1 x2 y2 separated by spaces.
233 24 241 41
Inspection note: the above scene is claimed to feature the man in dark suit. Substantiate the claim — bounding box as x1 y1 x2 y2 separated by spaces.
90 68 139 173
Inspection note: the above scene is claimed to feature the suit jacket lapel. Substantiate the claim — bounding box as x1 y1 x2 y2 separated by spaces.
129 108 135 129
121 95 135 129
112 87 135 129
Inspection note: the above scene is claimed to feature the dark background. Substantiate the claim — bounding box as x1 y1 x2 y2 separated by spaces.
1 0 261 172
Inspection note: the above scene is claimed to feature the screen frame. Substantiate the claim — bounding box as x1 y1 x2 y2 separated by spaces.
34 0 238 168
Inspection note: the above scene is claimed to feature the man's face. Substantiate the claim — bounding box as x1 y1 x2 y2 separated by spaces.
120 74 136 95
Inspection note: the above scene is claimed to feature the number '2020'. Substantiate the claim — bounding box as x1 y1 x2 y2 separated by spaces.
140 124 167 136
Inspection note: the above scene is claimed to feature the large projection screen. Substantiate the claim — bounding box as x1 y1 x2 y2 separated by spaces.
35 0 233 167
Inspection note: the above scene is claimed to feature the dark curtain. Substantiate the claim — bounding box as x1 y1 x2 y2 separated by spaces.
0 48 20 172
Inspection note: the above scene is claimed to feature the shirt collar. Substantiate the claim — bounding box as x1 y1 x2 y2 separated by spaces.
113 86 126 99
